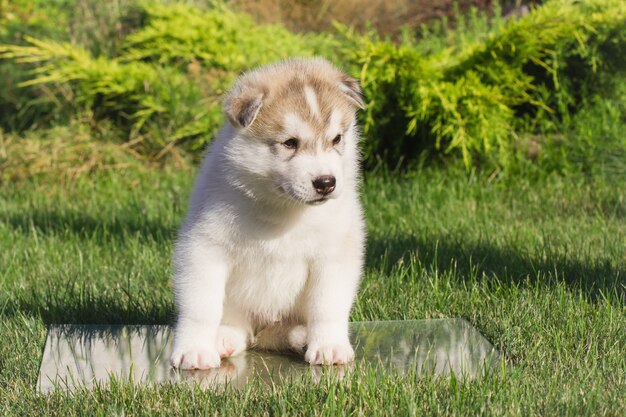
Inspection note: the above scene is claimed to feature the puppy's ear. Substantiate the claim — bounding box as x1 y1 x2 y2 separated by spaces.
338 75 365 110
224 86 264 128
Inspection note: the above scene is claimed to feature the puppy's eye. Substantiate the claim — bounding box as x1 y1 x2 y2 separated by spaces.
332 134 342 146
282 138 298 150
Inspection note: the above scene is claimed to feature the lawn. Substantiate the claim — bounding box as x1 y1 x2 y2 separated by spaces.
0 165 624 416
0 0 625 414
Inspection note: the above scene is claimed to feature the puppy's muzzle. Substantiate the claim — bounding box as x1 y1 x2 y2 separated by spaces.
312 175 336 196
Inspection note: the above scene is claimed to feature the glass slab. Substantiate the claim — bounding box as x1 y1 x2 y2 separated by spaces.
37 319 500 393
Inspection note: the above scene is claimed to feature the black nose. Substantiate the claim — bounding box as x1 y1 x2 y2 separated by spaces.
312 175 336 196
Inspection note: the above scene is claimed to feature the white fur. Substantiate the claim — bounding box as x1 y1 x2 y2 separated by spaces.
303 85 321 119
170 70 365 370
283 113 316 146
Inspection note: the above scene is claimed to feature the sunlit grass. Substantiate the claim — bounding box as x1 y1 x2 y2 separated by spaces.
0 166 623 416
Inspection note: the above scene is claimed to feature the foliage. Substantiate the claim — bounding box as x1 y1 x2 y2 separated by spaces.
0 1 326 155
121 2 331 71
0 0 71 131
0 0 625 173
340 0 626 168
67 0 145 58
0 36 223 154
535 88 626 180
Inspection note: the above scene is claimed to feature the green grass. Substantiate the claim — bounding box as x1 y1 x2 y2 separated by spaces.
0 166 624 416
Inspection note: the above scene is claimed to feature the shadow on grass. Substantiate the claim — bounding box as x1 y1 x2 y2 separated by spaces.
2 210 623 324
366 234 625 299
2 209 177 324
5 290 174 325
1 208 178 243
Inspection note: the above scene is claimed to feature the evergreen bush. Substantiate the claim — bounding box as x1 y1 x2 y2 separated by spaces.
340 0 626 168
0 0 624 173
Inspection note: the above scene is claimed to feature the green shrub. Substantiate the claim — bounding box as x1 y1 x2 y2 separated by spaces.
0 36 221 154
0 0 72 131
340 0 626 169
121 2 330 71
67 0 145 58
1 0 624 174
0 1 328 156
0 0 146 132
536 85 626 180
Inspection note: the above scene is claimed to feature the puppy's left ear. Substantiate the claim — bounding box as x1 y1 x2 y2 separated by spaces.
224 86 264 128
338 75 365 110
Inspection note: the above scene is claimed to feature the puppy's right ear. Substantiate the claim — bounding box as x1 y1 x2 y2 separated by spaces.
338 74 365 110
224 86 264 129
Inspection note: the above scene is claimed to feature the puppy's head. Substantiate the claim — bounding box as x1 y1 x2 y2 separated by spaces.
223 58 364 206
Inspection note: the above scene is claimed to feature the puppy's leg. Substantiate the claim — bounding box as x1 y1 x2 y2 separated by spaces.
254 323 307 353
216 305 251 358
170 240 229 370
304 246 362 365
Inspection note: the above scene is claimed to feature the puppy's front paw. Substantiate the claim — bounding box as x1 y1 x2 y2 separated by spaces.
170 347 221 370
215 325 247 358
305 343 354 365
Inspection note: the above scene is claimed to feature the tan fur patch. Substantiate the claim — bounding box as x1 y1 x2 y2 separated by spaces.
223 59 360 150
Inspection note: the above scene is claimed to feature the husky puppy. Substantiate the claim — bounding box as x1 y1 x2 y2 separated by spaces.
170 58 366 369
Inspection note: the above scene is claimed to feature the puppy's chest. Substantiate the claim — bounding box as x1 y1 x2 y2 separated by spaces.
225 237 313 319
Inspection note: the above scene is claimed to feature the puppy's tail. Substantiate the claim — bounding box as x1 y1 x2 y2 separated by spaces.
253 324 307 353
